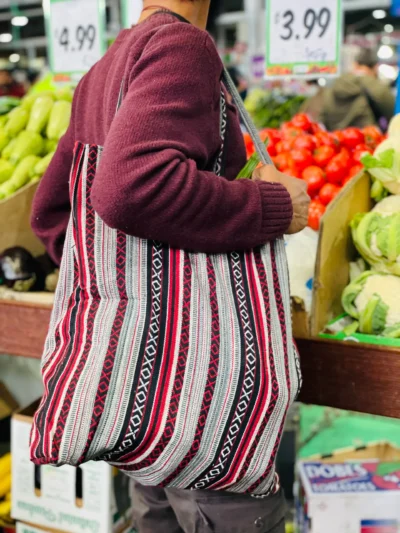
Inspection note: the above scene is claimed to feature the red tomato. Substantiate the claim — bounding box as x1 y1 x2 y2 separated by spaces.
243 132 254 158
325 154 348 185
284 167 301 178
331 130 344 146
313 145 335 167
310 122 323 134
291 149 314 172
291 113 313 132
308 200 326 231
273 153 293 171
259 130 278 157
352 144 372 162
293 135 316 152
281 125 303 140
315 131 340 151
302 166 326 197
362 126 383 150
348 163 363 178
341 128 365 149
275 139 294 154
337 147 351 164
319 183 341 206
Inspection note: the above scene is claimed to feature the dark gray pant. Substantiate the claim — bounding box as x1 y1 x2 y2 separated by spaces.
131 481 286 533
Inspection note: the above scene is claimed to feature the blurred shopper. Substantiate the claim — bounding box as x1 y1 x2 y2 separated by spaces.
0 69 25 98
31 0 309 531
320 49 394 131
299 80 325 123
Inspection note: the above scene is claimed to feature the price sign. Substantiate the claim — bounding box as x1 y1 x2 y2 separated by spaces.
121 0 143 28
265 0 342 78
45 0 106 75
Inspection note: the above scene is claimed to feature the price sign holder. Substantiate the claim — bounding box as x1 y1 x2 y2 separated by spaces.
44 0 106 76
265 0 342 78
121 0 143 28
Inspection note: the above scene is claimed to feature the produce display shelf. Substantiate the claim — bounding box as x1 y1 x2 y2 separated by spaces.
1 299 400 419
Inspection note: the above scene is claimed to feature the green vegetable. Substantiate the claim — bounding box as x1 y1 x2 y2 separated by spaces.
342 320 359 336
350 199 400 275
373 194 400 215
26 96 53 134
0 155 40 198
20 94 36 111
244 89 306 129
0 159 14 184
55 87 73 102
342 271 400 335
370 178 389 202
46 100 71 140
5 107 29 138
0 96 20 116
1 138 17 160
236 138 269 180
34 152 54 177
0 130 9 152
9 131 44 165
44 139 57 154
361 149 400 195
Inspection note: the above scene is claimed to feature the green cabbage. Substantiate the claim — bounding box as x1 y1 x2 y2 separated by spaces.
350 207 400 276
342 271 400 336
361 149 400 195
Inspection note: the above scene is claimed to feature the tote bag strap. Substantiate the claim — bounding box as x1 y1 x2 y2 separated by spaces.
222 68 273 167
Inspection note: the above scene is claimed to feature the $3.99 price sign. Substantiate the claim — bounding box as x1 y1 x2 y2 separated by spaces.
266 0 342 78
45 0 106 75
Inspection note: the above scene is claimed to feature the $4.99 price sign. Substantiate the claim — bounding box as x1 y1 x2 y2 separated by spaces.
45 0 106 75
266 0 342 78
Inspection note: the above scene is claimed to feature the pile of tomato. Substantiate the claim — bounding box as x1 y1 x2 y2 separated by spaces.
243 113 384 230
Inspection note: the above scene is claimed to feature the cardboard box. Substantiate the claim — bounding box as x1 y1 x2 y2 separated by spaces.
296 442 400 533
0 182 44 257
11 402 132 533
310 171 373 337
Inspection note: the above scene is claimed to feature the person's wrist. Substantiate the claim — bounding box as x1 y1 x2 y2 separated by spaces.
257 181 294 238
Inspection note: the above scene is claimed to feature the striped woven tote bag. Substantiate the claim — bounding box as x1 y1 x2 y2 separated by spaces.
30 69 302 496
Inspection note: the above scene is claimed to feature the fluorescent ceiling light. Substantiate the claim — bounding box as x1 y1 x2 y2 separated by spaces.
377 44 394 59
384 24 394 33
11 16 29 27
9 53 21 63
0 33 12 43
373 9 386 19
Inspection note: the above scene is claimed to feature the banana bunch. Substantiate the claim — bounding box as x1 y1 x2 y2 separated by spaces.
0 453 11 521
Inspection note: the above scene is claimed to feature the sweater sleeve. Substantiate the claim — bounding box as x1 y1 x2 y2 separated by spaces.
31 104 75 265
92 25 292 253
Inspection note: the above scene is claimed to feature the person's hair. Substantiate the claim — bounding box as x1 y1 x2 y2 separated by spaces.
355 48 378 69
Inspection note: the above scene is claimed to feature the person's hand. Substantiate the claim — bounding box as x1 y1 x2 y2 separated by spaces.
252 165 310 235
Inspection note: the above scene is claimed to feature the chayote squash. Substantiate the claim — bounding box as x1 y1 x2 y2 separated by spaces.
9 131 44 165
26 95 53 134
34 152 54 177
4 107 29 138
0 159 14 184
1 138 17 160
46 101 71 141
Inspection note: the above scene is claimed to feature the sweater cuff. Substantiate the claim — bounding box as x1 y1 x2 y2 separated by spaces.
257 182 293 241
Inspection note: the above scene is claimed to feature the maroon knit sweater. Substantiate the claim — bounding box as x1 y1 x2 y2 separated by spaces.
31 13 293 265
